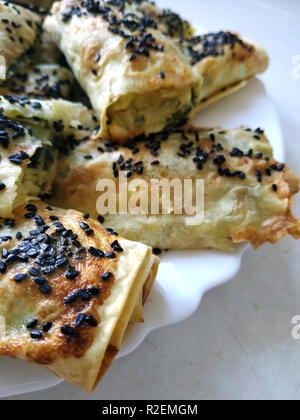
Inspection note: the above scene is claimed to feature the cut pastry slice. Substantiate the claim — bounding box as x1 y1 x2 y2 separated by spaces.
178 31 269 108
0 202 159 393
0 63 74 99
52 127 300 251
0 1 42 79
0 95 97 217
44 0 202 142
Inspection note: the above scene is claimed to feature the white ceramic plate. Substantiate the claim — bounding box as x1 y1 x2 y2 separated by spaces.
0 78 284 398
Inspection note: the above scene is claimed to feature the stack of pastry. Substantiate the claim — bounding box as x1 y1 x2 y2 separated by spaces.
0 0 298 393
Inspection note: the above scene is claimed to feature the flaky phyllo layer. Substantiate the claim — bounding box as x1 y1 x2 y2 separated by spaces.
44 0 202 142
44 1 269 142
0 202 159 392
0 2 42 79
52 127 300 250
0 94 97 218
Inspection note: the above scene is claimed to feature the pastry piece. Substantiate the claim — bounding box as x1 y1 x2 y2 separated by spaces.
0 109 57 218
0 95 96 217
52 127 300 250
44 0 202 142
179 31 269 108
0 63 74 99
0 202 159 392
0 1 42 79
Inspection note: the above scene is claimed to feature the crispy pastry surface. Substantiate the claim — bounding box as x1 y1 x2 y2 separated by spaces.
0 202 159 392
52 127 300 250
0 95 96 217
179 32 269 108
44 0 202 142
0 63 74 99
0 1 42 78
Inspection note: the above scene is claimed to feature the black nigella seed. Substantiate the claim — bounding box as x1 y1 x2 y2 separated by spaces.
42 322 52 333
75 313 85 328
153 248 162 255
87 286 100 296
14 273 28 283
30 330 43 340
159 71 165 79
39 284 52 295
29 267 41 277
84 315 98 327
272 184 278 192
0 183 6 191
239 172 246 180
25 204 37 213
256 170 262 183
101 272 113 281
78 289 92 301
0 261 7 274
79 222 89 231
105 252 116 259
88 247 104 258
111 240 123 253
61 324 77 337
66 270 80 280
34 277 46 286
64 292 79 304
26 319 38 329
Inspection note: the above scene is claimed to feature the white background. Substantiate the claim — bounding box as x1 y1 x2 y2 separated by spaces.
5 0 300 400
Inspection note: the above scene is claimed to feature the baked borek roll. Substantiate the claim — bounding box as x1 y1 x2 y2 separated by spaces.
0 1 42 79
0 63 74 99
52 127 300 251
44 0 202 142
0 109 57 218
0 95 96 217
0 202 159 392
179 31 269 109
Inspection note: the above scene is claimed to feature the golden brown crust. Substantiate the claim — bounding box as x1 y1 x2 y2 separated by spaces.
0 202 159 391
179 32 269 107
0 204 119 365
52 127 300 250
44 0 202 142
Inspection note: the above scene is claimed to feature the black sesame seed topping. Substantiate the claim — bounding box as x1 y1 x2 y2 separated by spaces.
26 319 38 329
101 272 113 281
111 240 123 253
61 324 77 337
30 330 43 340
14 273 28 283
